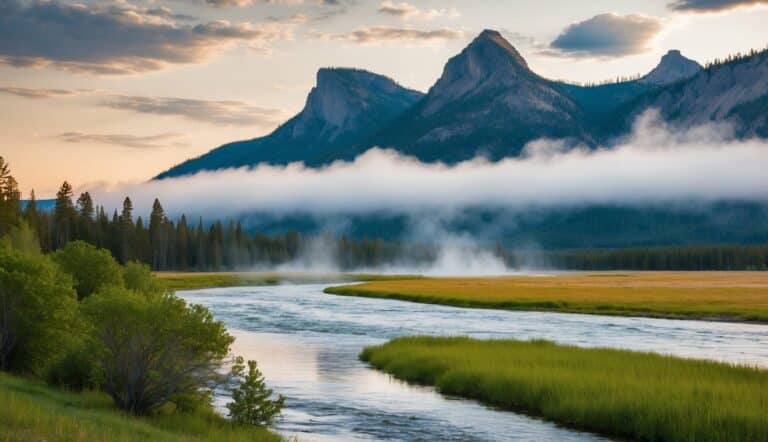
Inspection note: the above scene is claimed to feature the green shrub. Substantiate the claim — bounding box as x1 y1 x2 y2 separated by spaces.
227 358 284 427
0 247 78 373
123 261 164 295
46 342 100 391
82 286 234 415
53 241 124 300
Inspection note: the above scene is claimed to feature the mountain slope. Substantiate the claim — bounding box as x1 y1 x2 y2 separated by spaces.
555 50 701 125
156 31 766 179
610 49 768 136
372 30 591 163
157 68 423 179
639 50 702 86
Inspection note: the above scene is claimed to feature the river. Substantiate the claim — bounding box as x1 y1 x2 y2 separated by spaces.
179 283 768 441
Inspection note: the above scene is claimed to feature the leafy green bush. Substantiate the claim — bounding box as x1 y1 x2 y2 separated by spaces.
0 247 78 373
227 358 284 427
46 342 100 391
123 260 164 295
53 241 124 300
82 286 234 415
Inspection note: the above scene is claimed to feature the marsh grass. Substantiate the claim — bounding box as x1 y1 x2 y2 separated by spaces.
158 271 421 291
0 373 284 442
361 337 768 442
326 272 768 322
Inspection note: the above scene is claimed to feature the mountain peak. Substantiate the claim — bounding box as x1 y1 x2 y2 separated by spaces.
421 29 532 115
471 29 529 69
640 50 702 86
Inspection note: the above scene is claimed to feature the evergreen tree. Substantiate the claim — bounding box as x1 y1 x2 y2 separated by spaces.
227 358 284 427
53 181 76 248
0 157 21 235
149 199 167 270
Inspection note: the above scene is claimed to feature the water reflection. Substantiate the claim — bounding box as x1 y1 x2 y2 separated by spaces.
183 284 768 441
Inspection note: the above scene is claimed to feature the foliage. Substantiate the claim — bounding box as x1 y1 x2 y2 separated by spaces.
52 241 124 300
0 247 78 373
362 336 768 442
548 244 768 271
82 286 234 415
123 260 164 295
46 342 100 391
0 372 285 441
227 358 285 427
0 156 21 236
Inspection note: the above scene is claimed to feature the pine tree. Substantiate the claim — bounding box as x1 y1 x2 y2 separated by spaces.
0 157 21 235
149 199 167 270
53 181 76 248
227 358 284 427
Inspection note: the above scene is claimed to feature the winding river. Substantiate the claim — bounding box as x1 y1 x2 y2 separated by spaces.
180 283 768 442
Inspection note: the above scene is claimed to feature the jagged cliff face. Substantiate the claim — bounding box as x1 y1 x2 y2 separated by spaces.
373 30 588 163
640 50 702 86
619 50 768 136
155 68 422 179
156 29 768 179
293 68 422 140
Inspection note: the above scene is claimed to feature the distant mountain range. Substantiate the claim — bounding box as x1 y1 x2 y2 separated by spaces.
156 29 768 179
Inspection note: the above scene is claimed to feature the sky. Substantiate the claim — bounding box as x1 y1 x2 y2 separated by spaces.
1 0 767 197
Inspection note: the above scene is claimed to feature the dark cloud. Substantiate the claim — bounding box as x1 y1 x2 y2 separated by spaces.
0 86 91 99
668 0 768 12
56 132 187 149
550 13 662 57
315 26 462 44
0 0 288 75
101 96 287 127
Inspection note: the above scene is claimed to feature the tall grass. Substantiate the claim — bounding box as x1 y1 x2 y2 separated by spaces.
326 272 768 322
157 271 421 291
361 337 768 442
0 373 284 442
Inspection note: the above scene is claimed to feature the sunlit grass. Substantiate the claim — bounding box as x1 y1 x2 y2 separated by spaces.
326 272 768 322
157 271 422 291
361 336 768 442
0 373 284 442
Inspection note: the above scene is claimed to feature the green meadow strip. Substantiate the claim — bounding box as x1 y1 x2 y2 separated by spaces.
361 336 768 442
0 373 285 442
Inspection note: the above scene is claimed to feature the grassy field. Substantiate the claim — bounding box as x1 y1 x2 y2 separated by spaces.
156 271 421 291
362 336 768 442
0 373 285 442
325 271 768 322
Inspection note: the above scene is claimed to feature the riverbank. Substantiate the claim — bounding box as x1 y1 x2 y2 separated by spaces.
156 271 421 291
362 336 768 442
326 271 768 323
0 373 284 442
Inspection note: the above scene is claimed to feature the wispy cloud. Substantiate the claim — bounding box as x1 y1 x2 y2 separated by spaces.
377 1 460 21
0 86 92 99
56 132 187 149
314 26 462 44
549 13 662 58
90 112 768 218
0 0 290 75
101 95 288 127
668 0 768 12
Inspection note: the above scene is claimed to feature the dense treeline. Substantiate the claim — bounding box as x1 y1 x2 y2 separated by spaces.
1 156 284 428
13 179 434 272
2 156 766 271
547 245 768 271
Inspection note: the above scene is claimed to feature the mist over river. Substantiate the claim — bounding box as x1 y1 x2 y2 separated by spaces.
179 283 768 441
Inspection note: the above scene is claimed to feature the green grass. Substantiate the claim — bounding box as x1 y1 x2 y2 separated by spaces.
0 373 285 442
361 337 768 442
325 272 768 322
158 271 421 291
